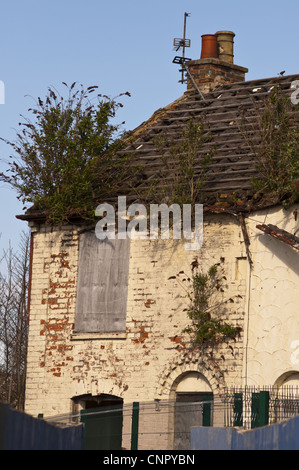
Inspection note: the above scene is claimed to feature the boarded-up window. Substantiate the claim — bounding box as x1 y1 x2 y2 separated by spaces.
75 232 130 333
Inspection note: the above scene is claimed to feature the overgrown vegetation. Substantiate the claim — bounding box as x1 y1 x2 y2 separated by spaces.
1 80 297 225
0 83 131 224
182 260 241 349
241 84 299 207
140 118 214 207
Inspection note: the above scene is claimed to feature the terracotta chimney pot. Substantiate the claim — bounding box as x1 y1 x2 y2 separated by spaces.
185 30 248 94
200 34 218 59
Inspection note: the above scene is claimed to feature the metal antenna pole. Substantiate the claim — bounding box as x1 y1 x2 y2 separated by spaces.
173 12 205 99
181 12 189 83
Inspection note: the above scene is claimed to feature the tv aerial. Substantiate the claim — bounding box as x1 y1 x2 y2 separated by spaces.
172 12 205 100
172 12 191 84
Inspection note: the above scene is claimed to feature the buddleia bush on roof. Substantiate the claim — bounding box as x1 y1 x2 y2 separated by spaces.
0 82 131 224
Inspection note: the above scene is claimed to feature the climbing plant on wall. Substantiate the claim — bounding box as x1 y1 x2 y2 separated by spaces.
181 259 241 350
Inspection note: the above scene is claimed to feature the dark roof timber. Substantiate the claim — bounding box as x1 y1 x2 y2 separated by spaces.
257 224 299 251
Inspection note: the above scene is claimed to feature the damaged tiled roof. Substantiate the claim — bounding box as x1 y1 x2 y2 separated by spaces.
17 73 299 223
117 73 299 213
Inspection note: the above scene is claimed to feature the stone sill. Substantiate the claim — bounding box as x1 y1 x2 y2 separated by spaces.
70 332 127 341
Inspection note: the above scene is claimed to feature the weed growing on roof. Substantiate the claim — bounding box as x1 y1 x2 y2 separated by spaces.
0 83 132 224
241 84 299 207
137 117 215 207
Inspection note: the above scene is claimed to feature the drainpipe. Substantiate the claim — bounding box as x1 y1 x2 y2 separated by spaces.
243 253 252 388
27 232 34 324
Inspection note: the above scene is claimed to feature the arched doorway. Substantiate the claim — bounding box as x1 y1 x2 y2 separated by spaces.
72 393 123 450
273 372 299 423
275 372 299 392
172 372 213 450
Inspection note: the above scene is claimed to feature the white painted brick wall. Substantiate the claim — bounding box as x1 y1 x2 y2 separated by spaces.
25 214 247 423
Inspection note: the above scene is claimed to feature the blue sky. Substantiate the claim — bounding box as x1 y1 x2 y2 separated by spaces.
0 0 298 253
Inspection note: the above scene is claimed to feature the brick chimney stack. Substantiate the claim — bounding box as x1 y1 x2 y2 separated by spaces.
186 31 248 93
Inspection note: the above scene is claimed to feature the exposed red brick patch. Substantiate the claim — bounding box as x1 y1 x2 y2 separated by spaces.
132 332 148 344
169 336 183 343
50 252 69 259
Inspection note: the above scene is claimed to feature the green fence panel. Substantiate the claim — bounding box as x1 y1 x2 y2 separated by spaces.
131 402 139 450
233 393 243 427
251 391 270 429
202 395 212 427
251 392 259 429
80 405 123 450
259 391 270 427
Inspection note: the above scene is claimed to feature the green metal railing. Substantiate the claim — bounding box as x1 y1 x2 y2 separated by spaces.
226 386 299 429
42 387 299 450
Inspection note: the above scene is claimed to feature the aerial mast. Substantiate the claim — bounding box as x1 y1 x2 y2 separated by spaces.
172 12 205 100
173 12 191 84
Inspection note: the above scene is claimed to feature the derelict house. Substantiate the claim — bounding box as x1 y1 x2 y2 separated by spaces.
19 31 299 449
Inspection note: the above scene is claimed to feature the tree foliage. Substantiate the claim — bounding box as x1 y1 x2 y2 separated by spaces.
241 84 299 206
149 118 214 206
0 83 131 224
0 232 29 410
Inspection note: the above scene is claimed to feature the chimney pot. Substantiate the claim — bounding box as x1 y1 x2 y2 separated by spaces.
200 34 218 59
185 30 248 94
215 31 235 63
